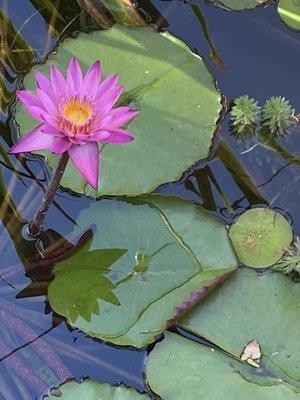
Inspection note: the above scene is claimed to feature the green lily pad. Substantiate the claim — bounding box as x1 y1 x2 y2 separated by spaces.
228 208 293 268
211 0 264 11
180 268 300 382
48 195 237 348
15 25 222 197
278 0 300 30
146 332 300 399
45 380 150 399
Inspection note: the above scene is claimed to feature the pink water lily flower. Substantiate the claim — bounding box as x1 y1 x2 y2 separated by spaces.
10 57 139 189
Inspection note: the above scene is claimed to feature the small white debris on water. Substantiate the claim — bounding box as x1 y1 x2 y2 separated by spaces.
145 70 149 74
241 339 261 365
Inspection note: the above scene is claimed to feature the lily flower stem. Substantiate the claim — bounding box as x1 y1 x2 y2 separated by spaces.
28 152 69 237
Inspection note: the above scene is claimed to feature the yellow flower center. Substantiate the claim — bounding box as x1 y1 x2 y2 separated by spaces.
62 98 92 125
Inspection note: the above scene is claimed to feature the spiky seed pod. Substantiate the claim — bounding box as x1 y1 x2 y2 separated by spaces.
230 124 256 141
230 95 261 140
262 96 295 136
275 237 300 275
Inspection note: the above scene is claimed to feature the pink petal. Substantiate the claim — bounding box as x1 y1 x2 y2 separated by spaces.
103 129 134 144
36 88 58 116
35 72 56 101
40 124 64 137
50 65 66 99
95 85 123 113
51 137 72 153
83 60 101 98
101 108 139 130
100 73 118 89
96 74 119 99
68 136 85 145
87 130 111 141
8 125 55 154
68 142 99 189
66 57 82 96
66 57 83 93
93 87 124 125
16 90 42 108
27 106 48 122
100 106 125 122
41 113 59 129
96 86 123 108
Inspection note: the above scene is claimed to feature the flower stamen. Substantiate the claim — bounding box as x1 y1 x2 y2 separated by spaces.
62 98 92 125
58 97 94 135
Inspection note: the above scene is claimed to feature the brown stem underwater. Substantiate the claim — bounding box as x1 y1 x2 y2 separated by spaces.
28 152 69 237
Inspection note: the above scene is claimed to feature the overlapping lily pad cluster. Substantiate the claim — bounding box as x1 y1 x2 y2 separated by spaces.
13 23 300 400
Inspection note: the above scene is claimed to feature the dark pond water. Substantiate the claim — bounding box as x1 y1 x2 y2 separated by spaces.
0 0 299 398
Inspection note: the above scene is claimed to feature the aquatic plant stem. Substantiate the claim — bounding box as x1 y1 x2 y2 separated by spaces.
28 152 69 237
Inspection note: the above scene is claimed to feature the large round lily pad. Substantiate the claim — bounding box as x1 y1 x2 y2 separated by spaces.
146 332 300 400
48 195 237 348
45 380 150 399
180 268 300 382
229 208 293 268
15 25 222 197
278 0 300 30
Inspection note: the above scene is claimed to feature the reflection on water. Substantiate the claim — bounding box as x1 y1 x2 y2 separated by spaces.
0 296 145 399
0 0 299 398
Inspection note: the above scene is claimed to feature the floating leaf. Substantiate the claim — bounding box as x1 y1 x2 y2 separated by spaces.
180 268 300 382
15 25 222 197
278 0 300 30
210 0 264 11
45 380 150 399
146 332 300 400
229 208 293 268
48 195 237 347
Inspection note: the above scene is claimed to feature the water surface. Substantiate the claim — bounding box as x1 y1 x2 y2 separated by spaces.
0 0 299 398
